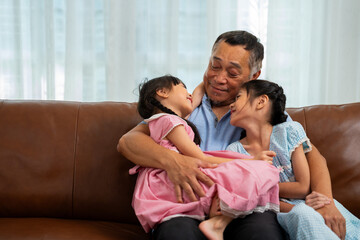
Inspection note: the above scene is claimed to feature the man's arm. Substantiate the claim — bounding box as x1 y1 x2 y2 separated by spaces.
117 123 215 203
306 145 346 240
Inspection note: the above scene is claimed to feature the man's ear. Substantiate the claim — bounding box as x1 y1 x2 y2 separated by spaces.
256 94 269 110
156 88 170 99
251 70 261 80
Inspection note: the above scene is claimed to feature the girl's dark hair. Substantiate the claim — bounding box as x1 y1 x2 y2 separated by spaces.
241 79 287 126
137 75 201 145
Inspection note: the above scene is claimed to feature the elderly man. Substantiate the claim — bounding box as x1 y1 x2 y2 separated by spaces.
118 30 345 240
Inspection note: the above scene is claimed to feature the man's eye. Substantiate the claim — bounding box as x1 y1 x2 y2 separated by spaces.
236 95 241 99
211 65 220 70
229 73 238 77
228 71 239 77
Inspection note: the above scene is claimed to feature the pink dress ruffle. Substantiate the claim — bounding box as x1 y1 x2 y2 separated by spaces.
130 114 279 232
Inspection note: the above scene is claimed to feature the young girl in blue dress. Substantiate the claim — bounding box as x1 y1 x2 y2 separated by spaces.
220 79 360 240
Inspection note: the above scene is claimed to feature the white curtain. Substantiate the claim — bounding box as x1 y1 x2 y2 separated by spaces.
1 0 359 107
266 0 360 107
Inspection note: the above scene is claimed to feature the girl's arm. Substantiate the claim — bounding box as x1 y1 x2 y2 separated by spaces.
279 145 311 199
167 125 273 164
191 82 205 110
166 124 234 164
280 201 294 213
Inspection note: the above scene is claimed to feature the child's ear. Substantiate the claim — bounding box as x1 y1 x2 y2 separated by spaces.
256 94 269 109
156 88 170 98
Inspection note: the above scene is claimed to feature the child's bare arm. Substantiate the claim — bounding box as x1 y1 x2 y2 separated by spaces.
166 125 235 164
279 146 311 199
280 201 294 213
191 82 205 110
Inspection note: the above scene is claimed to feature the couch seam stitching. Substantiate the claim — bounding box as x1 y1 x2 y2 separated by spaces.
302 107 307 132
71 103 81 218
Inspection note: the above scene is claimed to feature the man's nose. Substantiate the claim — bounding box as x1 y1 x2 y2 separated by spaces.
214 70 227 84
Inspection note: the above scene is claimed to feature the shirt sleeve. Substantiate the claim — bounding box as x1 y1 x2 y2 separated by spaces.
285 121 312 156
148 115 186 141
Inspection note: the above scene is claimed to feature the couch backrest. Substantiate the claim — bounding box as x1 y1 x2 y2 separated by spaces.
0 100 142 224
1 100 359 222
287 102 360 218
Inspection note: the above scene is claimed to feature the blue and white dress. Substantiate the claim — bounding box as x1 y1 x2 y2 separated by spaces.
227 121 360 240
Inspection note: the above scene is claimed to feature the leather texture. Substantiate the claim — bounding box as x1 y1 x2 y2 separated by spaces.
0 100 146 239
287 103 360 218
0 99 359 239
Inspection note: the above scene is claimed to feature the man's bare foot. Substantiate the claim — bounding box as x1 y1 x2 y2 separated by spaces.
199 216 232 240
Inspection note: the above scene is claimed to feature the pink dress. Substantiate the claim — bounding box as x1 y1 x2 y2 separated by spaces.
130 113 280 232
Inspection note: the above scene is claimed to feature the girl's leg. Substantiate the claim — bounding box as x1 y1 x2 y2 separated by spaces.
333 200 360 240
199 195 232 240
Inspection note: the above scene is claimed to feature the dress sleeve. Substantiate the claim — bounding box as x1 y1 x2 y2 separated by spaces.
284 110 292 122
226 141 249 155
226 141 239 152
148 115 187 142
285 121 312 156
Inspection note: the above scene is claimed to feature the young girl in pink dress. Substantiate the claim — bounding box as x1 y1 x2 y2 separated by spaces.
130 75 280 236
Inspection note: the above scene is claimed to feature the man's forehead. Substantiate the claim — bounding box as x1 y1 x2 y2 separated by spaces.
212 43 250 66
212 41 248 54
212 56 241 69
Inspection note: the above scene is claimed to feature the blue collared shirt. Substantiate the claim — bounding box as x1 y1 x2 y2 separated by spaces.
188 95 244 151
188 95 291 151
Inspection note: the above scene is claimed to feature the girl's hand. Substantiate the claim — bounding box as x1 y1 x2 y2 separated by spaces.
254 150 276 164
305 191 331 210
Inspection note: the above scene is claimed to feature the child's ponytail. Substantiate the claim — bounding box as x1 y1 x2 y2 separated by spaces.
271 86 287 125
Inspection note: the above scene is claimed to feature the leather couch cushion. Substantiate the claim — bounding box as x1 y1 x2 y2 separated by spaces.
0 218 148 240
0 100 143 222
287 103 360 218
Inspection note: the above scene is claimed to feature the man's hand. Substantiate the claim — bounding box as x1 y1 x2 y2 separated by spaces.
305 191 331 210
306 191 346 240
119 124 216 203
165 154 216 203
316 203 346 240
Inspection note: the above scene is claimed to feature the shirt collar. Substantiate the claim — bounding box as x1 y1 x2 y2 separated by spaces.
202 94 232 120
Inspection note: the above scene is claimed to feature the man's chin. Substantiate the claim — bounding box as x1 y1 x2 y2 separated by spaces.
205 89 234 107
209 98 233 107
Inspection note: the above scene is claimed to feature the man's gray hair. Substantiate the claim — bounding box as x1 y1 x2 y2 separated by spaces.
212 31 264 77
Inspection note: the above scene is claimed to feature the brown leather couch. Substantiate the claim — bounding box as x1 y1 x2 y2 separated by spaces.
0 100 359 239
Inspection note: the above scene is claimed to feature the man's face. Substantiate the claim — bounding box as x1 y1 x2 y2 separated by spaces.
203 41 255 107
